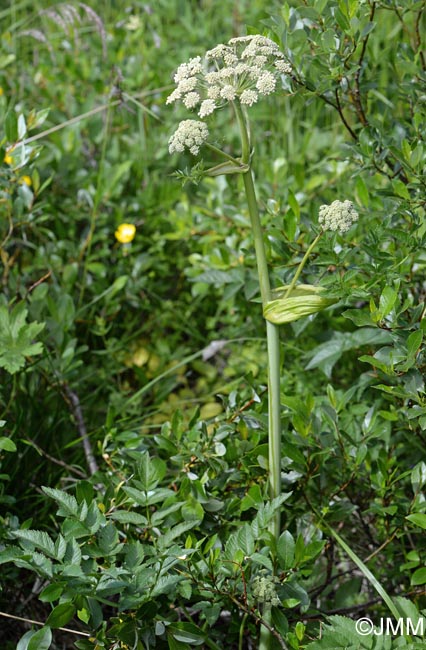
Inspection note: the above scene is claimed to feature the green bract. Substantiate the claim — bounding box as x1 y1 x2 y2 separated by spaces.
263 284 337 324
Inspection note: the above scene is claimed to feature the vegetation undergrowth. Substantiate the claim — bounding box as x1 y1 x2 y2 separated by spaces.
0 1 426 649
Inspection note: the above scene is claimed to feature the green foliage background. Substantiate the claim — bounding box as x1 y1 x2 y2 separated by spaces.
0 0 426 648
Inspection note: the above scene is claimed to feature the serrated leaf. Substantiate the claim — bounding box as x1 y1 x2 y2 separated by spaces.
54 534 67 561
236 523 255 556
108 510 148 525
98 523 119 554
150 574 184 597
158 520 202 551
123 485 175 507
251 494 291 537
0 303 45 374
12 529 57 559
42 487 80 518
63 537 82 565
0 546 26 564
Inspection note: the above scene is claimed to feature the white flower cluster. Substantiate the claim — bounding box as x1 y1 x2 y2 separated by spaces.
168 119 209 155
318 200 359 234
166 35 291 117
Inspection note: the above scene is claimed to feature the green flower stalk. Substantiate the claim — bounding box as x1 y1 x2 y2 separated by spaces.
167 35 358 650
166 34 292 543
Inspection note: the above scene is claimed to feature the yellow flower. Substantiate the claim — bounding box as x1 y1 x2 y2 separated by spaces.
115 223 136 244
3 146 15 166
20 175 32 186
0 87 4 96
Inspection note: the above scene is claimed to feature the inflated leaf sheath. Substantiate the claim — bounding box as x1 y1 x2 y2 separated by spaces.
263 284 337 324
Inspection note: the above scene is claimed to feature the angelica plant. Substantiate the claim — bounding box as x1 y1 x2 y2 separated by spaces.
167 34 358 649
167 33 292 542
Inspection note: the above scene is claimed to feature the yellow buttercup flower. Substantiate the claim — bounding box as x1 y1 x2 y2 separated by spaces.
20 175 32 186
3 145 15 165
115 223 136 244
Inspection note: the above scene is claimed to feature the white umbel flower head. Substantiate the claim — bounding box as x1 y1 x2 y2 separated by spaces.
318 200 359 234
166 34 291 118
168 120 209 156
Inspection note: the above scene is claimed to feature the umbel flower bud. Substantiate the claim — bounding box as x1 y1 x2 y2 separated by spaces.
168 119 209 156
318 200 358 234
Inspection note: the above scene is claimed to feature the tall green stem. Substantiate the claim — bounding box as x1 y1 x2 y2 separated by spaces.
234 99 282 650
234 100 281 531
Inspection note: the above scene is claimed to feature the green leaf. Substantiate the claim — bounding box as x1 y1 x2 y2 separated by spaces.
303 615 371 649
5 110 18 142
12 529 57 559
98 523 120 554
407 330 423 358
378 286 398 320
251 494 292 537
411 568 426 586
0 436 17 452
168 622 205 645
0 303 45 374
54 534 67 561
27 626 52 650
108 510 148 525
42 487 80 518
392 178 410 200
46 602 76 628
136 450 165 490
39 584 64 603
158 521 202 551
251 552 273 571
181 498 205 522
406 514 426 529
123 485 175 506
277 530 295 570
411 462 426 493
305 328 393 378
17 113 27 139
236 523 255 556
